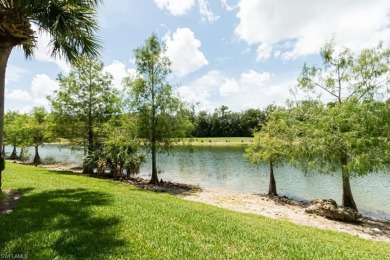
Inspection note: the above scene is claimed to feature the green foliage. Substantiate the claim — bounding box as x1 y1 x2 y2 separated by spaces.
294 99 389 176
27 107 50 147
27 107 51 165
84 134 146 179
125 34 193 146
4 111 30 149
245 107 296 195
297 40 390 102
294 40 390 210
19 148 31 163
0 0 103 189
192 106 266 138
245 108 295 166
294 41 390 175
49 56 121 153
1 163 390 259
0 0 102 60
123 34 193 183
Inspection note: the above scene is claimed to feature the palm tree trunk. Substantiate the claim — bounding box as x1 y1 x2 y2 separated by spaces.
268 159 278 196
0 42 14 190
341 155 357 211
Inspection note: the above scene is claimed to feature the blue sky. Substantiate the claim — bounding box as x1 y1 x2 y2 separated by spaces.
5 0 390 112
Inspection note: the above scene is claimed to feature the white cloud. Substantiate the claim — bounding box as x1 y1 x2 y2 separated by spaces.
164 28 208 76
235 0 390 60
33 25 71 72
5 65 27 85
6 89 32 101
178 69 286 111
178 70 222 110
30 74 59 108
240 70 272 89
33 98 51 107
154 0 195 16
219 79 239 96
155 0 219 23
103 60 136 90
18 105 34 114
178 85 211 108
221 0 238 11
256 43 272 61
199 0 220 23
233 70 291 110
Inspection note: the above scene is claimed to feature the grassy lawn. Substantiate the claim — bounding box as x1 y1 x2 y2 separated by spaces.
1 163 389 259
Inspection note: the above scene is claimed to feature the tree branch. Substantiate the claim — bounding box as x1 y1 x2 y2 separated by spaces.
307 78 339 99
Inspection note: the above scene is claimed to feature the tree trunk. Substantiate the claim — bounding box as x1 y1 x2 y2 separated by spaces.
33 144 41 166
149 140 159 185
341 155 357 211
1 144 4 156
0 42 14 190
83 125 95 175
9 144 18 159
88 128 94 153
268 159 278 196
19 147 24 159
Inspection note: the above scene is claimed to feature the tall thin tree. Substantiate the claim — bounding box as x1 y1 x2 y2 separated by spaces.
124 34 193 185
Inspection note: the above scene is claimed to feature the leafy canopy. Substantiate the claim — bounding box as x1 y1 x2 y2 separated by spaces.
124 34 193 150
49 56 120 146
245 108 295 166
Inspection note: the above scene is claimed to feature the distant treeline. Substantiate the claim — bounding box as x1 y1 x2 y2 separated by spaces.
189 105 267 138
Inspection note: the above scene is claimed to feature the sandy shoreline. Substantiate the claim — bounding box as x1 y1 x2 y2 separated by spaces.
16 163 390 243
180 188 390 243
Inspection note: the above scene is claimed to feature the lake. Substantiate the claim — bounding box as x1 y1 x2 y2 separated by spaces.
5 144 390 220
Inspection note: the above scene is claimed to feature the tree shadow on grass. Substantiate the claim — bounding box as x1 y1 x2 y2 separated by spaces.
0 188 126 259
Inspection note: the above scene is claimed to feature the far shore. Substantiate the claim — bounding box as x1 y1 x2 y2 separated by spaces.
43 137 254 147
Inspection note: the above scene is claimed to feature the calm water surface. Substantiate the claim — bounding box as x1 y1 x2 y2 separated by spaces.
5 145 390 220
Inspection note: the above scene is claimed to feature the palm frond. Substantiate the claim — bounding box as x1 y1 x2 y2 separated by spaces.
20 40 36 59
0 0 13 9
29 0 102 62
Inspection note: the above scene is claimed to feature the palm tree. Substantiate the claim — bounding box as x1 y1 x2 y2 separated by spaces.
0 0 102 190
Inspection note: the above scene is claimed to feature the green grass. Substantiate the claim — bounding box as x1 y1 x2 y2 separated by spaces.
185 137 253 145
1 163 389 259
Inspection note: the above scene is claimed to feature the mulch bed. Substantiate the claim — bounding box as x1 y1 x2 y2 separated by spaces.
121 177 201 195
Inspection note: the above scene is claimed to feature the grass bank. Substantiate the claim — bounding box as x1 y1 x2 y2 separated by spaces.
1 162 389 259
46 137 254 147
183 137 253 146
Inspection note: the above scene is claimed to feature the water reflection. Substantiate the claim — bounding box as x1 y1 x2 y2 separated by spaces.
140 146 390 220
